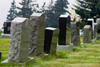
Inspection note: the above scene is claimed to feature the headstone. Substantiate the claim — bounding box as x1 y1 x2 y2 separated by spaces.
87 19 94 39
71 22 80 46
1 22 11 38
3 22 11 34
8 17 31 63
0 52 1 60
29 13 45 56
58 15 71 45
83 25 92 43
94 23 97 38
96 18 100 40
44 27 59 54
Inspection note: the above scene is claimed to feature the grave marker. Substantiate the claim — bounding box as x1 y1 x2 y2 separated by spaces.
29 13 45 56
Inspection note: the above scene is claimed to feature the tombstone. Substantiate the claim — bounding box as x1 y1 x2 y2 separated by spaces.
96 18 100 40
71 22 80 46
44 27 59 54
8 17 31 63
4 22 11 34
87 19 94 39
58 15 71 45
94 23 97 38
83 25 92 43
29 13 45 56
1 22 11 38
0 52 1 60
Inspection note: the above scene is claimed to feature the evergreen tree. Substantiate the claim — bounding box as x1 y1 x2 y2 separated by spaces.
7 0 17 21
17 0 33 18
45 0 69 28
74 0 100 20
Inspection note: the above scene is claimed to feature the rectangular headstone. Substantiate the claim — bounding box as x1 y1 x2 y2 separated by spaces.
87 19 94 39
83 25 92 43
44 27 59 54
58 15 71 45
30 13 45 56
8 17 31 63
96 18 100 39
4 22 11 34
94 23 97 38
71 22 80 46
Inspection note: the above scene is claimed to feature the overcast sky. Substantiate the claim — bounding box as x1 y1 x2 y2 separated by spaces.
0 0 76 29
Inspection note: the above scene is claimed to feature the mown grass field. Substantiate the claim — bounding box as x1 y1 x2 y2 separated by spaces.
0 37 100 67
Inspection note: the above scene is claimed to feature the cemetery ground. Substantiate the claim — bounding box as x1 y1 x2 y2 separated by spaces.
0 37 100 67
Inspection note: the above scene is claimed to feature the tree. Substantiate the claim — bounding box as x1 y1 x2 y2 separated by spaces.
74 0 100 21
7 0 17 21
43 0 69 28
17 0 33 18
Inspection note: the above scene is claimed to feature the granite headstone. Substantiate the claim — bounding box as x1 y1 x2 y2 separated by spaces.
3 22 11 34
58 15 71 45
71 22 80 46
87 19 94 39
83 25 92 43
96 18 100 40
44 27 59 54
8 17 31 63
29 13 45 56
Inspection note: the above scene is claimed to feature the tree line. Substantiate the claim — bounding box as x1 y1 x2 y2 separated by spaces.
7 0 69 28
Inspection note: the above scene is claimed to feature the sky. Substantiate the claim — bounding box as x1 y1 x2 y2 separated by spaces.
0 0 76 29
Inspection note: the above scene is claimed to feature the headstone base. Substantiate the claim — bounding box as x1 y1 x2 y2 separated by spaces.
1 33 10 38
1 57 34 64
57 43 73 51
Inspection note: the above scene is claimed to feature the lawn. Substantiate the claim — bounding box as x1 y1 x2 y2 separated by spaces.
0 37 100 67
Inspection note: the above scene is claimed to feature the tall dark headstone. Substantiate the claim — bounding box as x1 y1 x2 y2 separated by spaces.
44 27 59 54
30 13 45 56
0 52 1 60
58 15 71 45
96 18 100 40
4 22 11 34
87 19 94 39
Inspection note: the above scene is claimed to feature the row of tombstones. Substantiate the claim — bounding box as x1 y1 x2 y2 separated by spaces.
2 13 81 63
83 18 100 43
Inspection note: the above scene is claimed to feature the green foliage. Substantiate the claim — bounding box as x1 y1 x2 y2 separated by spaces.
74 0 100 20
40 0 69 28
7 0 17 21
17 0 34 18
0 31 3 36
1 36 100 66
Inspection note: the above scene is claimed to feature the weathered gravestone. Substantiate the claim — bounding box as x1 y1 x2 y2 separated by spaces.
96 18 100 40
29 13 45 56
44 27 59 54
58 15 71 45
87 19 94 39
83 25 92 43
94 23 97 38
8 17 31 63
1 22 11 38
71 22 80 46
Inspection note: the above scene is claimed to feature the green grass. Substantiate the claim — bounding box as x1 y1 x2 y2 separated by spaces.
0 37 100 67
